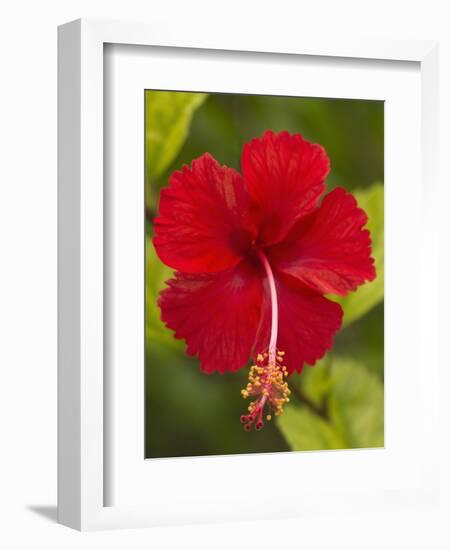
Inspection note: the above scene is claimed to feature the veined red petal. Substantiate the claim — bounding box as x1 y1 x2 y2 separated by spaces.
158 261 263 374
255 275 343 374
267 187 376 296
241 130 329 247
154 153 257 273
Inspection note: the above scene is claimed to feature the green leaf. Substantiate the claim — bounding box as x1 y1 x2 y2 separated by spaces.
145 91 207 183
278 406 347 450
294 357 332 408
277 357 384 450
145 239 183 351
334 183 384 327
328 357 384 448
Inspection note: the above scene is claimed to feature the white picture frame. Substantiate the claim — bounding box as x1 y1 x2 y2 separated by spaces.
58 18 440 531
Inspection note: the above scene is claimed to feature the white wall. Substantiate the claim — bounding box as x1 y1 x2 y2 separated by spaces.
0 1 448 548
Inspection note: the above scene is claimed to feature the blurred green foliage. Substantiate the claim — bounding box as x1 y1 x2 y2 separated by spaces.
145 90 384 458
145 91 206 183
278 357 384 450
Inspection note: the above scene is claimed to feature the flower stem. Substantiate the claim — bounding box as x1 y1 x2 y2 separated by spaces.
257 250 278 364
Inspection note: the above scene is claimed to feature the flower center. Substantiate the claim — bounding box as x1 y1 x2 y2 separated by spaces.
240 250 291 431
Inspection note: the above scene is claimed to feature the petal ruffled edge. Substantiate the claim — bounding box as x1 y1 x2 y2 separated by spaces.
241 130 330 247
268 187 376 296
158 261 263 374
154 153 257 274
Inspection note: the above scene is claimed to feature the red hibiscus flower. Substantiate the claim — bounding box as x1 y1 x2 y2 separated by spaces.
153 130 375 430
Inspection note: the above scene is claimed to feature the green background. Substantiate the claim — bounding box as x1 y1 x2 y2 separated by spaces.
145 91 384 458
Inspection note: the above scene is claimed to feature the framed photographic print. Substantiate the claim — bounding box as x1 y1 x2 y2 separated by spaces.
144 89 385 457
58 18 440 530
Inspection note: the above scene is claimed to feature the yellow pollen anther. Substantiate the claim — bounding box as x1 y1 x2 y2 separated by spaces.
240 349 290 431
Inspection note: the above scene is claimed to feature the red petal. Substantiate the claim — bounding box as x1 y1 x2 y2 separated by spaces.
267 187 376 296
154 153 257 273
159 261 263 373
241 130 329 246
255 275 343 374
